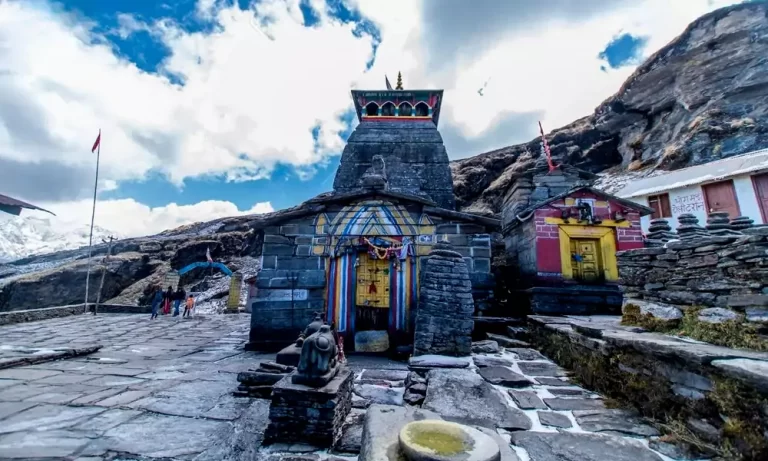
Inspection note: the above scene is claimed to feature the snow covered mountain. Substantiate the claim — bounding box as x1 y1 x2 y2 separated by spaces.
0 215 119 263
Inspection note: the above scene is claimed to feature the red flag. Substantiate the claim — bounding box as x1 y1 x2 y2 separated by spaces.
91 130 101 153
538 121 555 172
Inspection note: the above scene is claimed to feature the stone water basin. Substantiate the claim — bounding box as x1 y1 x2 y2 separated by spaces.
398 420 500 461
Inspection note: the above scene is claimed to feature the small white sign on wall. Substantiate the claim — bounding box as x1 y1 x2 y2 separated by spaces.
254 289 309 302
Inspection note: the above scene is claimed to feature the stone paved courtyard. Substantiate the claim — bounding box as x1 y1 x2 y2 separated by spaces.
0 313 275 460
0 314 698 460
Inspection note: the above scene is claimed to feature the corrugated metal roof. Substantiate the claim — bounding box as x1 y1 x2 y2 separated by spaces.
617 148 768 198
0 194 55 216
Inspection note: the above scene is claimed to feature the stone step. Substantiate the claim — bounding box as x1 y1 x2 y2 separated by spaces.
486 332 531 348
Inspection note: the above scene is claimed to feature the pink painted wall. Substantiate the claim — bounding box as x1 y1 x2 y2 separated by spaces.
530 190 646 278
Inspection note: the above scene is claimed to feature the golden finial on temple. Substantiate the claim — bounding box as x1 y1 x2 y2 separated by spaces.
395 72 403 90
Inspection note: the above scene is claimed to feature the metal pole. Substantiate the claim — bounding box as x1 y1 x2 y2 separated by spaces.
84 129 101 313
95 235 115 315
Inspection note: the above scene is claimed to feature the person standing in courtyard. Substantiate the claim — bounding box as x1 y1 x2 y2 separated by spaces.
183 294 195 318
150 287 163 320
173 286 185 317
162 285 173 315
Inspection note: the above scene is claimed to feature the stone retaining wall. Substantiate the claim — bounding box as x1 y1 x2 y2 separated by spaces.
0 303 150 326
618 226 768 321
527 315 768 460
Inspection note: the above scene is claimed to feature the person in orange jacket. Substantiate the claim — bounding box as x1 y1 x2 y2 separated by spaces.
183 295 195 318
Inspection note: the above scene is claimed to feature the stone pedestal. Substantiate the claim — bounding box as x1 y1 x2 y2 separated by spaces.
413 244 474 357
276 343 302 367
264 366 354 448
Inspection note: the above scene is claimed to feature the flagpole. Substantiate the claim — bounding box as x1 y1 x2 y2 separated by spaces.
84 129 101 313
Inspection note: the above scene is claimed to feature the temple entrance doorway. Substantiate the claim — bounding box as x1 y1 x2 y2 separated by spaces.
354 252 391 352
570 238 603 283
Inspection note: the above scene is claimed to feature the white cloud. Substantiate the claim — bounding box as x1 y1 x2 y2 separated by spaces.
0 0 745 206
353 0 743 153
0 0 374 197
22 198 274 238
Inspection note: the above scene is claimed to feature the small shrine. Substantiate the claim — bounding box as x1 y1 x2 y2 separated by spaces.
502 163 653 315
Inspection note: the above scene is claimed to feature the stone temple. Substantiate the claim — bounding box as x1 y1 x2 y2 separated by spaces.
246 82 498 354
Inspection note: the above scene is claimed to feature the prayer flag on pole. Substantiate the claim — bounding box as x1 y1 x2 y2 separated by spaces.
385 75 393 90
91 131 101 153
538 121 556 172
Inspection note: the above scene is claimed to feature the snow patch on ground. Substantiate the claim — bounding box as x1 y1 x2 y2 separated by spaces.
190 256 260 314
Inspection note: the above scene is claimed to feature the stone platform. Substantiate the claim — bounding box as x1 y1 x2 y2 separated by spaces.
527 314 768 459
264 367 354 447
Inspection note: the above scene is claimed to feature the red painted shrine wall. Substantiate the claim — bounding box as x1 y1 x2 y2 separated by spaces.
529 190 644 279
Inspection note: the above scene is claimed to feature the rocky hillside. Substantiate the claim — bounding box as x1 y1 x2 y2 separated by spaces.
452 1 768 214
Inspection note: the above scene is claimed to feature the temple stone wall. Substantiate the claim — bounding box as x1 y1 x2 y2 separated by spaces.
332 120 456 209
250 217 327 351
619 225 768 321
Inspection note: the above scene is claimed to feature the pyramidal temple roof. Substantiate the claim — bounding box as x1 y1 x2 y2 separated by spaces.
333 82 455 210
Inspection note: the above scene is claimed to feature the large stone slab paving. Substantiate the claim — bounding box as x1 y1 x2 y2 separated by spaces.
127 379 239 419
72 408 142 432
0 402 36 420
477 366 532 387
423 369 531 430
84 413 229 458
543 398 605 411
0 429 91 459
196 399 271 461
510 432 664 461
534 377 573 386
0 404 105 434
573 410 659 437
507 348 547 361
359 369 409 382
408 354 471 369
0 368 61 381
0 313 277 457
517 361 567 377
473 355 515 368
354 384 405 406
537 411 572 428
0 379 20 389
508 390 547 409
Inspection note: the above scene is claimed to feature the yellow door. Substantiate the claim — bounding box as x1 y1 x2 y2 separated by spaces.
356 253 390 308
570 239 602 282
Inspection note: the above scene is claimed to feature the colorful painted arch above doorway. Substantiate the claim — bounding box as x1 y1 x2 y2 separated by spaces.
328 201 418 236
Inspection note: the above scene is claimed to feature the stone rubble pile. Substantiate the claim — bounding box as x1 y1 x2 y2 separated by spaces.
413 243 475 356
644 218 678 247
403 371 427 405
618 216 768 321
675 213 710 240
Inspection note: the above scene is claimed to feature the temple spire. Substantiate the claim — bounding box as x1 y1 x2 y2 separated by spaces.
395 72 403 90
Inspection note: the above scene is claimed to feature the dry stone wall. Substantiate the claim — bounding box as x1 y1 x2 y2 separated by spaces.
618 214 768 322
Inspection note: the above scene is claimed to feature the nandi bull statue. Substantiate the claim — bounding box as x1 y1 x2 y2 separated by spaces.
291 323 340 387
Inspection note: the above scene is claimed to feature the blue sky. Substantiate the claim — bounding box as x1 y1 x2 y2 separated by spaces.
0 0 744 237
62 0 369 211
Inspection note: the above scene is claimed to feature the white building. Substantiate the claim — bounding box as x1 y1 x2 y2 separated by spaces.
616 149 768 234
